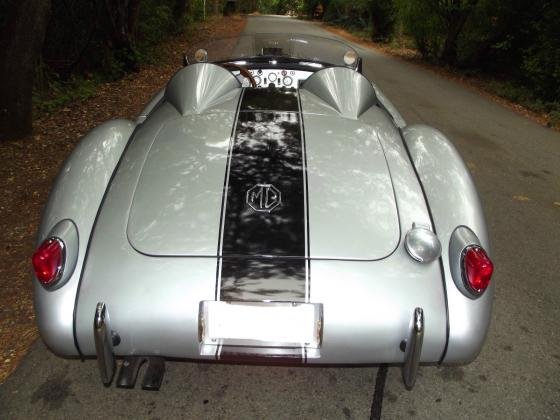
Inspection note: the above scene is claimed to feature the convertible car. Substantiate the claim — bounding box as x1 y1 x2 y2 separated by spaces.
32 34 494 390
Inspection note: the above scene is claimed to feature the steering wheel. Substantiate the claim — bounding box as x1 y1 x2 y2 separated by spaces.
221 62 257 88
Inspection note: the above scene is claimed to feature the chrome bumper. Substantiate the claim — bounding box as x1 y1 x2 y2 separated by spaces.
402 307 424 390
94 302 116 386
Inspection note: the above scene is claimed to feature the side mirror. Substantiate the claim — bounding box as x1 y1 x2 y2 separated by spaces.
194 49 208 63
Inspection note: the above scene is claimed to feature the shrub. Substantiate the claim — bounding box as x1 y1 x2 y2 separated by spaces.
395 0 442 58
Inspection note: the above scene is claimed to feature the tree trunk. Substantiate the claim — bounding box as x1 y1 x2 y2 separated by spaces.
370 0 396 41
100 0 142 72
128 0 142 40
438 0 478 64
174 0 189 26
0 0 51 141
440 16 466 64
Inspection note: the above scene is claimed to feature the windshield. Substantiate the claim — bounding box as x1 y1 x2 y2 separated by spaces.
187 33 360 69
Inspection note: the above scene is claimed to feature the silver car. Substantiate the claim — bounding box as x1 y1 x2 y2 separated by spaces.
32 34 494 391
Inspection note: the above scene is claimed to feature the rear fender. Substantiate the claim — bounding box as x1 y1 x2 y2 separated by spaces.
402 124 494 364
136 89 164 124
371 81 406 128
34 119 135 356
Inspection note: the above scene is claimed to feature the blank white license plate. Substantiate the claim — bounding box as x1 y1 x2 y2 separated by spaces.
199 301 323 348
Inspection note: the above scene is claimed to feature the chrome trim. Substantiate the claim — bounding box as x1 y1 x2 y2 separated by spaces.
402 307 424 390
449 226 485 300
93 302 116 386
404 223 441 263
53 238 66 284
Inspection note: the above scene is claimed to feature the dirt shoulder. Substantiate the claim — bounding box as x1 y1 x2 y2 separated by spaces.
0 15 246 384
321 23 558 131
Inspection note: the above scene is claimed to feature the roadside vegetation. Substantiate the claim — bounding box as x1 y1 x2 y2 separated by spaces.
297 0 560 128
1 0 557 140
0 0 247 140
32 0 228 115
0 7 246 384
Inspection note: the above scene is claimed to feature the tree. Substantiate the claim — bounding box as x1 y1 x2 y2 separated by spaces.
0 0 51 140
96 0 142 72
173 0 191 26
396 0 478 63
436 0 479 64
212 0 221 14
370 0 396 41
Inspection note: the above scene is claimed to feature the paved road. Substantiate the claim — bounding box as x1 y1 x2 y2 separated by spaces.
1 15 559 419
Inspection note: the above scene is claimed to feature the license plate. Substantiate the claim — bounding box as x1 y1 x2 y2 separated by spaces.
199 301 323 348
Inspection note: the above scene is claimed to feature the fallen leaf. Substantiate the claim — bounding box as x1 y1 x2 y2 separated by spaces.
513 195 531 202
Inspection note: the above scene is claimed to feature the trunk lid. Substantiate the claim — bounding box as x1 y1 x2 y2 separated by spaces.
127 99 400 260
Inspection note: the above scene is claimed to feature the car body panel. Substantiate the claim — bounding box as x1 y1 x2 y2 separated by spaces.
128 110 241 257
403 125 493 363
71 65 448 363
33 35 493 372
136 89 164 125
34 119 134 355
301 105 400 260
302 66 378 119
76 215 447 363
128 79 401 261
371 81 406 129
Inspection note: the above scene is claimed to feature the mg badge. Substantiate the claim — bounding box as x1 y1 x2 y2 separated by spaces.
246 184 282 213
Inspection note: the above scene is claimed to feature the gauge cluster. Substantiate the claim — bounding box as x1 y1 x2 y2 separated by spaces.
237 69 314 88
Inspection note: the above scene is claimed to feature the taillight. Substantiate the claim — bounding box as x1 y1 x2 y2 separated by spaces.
32 238 65 286
462 245 493 295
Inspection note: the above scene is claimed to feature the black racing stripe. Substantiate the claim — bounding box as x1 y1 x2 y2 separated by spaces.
297 89 312 301
241 88 299 111
215 89 245 300
220 88 306 302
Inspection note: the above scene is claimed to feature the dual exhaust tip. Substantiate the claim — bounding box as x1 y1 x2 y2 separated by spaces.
94 302 165 390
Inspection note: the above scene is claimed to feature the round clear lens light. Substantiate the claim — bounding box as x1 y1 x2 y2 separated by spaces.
343 50 358 66
194 49 208 63
405 225 441 263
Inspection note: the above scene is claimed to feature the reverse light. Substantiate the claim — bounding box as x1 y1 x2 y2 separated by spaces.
32 238 65 286
462 245 493 296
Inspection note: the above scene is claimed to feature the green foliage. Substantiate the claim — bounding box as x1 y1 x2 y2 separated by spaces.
190 0 209 21
323 0 371 32
519 1 560 103
33 73 100 114
395 0 443 57
136 0 174 53
257 0 305 14
308 0 558 125
549 109 560 127
371 0 396 40
32 0 560 126
34 0 208 115
455 0 559 111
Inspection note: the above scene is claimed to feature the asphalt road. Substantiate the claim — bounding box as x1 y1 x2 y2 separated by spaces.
1 15 559 419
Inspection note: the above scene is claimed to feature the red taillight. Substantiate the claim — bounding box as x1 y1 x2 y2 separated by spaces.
462 246 493 295
32 238 65 286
